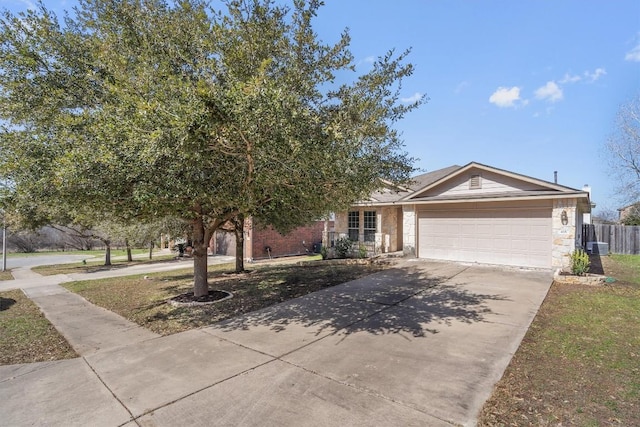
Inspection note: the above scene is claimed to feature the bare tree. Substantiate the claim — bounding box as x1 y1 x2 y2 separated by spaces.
592 207 620 224
606 95 640 203
7 230 43 253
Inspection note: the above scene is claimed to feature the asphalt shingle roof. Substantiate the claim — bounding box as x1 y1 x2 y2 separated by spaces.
367 165 462 203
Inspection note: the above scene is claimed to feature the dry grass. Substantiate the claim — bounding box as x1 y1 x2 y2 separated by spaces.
62 259 388 335
0 289 77 365
0 270 14 281
479 255 640 426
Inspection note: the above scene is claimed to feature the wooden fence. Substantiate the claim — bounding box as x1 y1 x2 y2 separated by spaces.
582 224 640 255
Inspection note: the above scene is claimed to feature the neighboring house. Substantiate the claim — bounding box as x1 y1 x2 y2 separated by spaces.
333 162 591 269
211 218 328 261
618 203 640 223
591 215 616 225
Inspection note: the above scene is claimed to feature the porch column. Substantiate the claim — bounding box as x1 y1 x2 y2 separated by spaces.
375 211 383 253
402 205 416 256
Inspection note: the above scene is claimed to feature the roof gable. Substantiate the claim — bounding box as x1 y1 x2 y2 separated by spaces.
404 162 579 201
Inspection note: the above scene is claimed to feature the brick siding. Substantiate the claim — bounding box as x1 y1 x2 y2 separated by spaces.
251 222 325 259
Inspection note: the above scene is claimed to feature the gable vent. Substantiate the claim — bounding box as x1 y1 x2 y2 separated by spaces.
469 174 481 189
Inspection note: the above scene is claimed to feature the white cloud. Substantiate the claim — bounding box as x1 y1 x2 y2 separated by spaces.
625 43 640 62
584 68 606 82
454 81 469 94
535 81 563 103
401 92 422 104
559 73 581 84
488 86 524 108
356 56 376 68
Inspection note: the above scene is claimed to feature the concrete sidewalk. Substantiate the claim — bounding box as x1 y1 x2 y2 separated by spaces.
0 255 235 292
0 260 552 426
23 284 159 356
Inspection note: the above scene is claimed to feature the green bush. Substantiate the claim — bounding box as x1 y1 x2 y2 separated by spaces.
334 237 353 259
570 249 590 276
358 244 367 259
320 246 328 260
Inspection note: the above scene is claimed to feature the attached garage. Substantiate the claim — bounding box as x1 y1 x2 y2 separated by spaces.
417 202 552 268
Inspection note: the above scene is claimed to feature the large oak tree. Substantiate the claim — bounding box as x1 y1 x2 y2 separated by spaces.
0 0 423 296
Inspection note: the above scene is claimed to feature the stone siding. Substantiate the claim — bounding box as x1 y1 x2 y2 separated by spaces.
402 205 416 256
334 211 348 236
552 199 578 269
380 206 400 252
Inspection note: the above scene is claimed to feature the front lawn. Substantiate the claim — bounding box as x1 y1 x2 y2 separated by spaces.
606 254 640 286
479 254 640 426
0 289 77 365
62 260 387 335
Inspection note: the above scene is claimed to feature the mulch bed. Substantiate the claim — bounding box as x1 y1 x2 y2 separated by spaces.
168 290 233 306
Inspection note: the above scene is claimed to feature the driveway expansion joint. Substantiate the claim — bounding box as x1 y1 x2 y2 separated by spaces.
82 356 139 426
128 357 279 423
277 357 458 426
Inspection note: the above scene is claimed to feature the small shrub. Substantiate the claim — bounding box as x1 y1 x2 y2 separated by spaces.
334 237 353 259
358 244 367 259
570 249 590 276
320 246 328 260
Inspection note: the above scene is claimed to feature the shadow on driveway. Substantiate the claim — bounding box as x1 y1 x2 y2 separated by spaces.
211 265 509 339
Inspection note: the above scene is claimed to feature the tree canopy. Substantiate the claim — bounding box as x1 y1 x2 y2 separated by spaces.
0 0 423 296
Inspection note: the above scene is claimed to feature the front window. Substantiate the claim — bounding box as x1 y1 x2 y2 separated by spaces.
348 211 359 241
364 211 376 242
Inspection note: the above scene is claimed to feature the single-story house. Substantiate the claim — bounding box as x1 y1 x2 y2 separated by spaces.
332 162 592 269
618 203 640 223
211 218 327 261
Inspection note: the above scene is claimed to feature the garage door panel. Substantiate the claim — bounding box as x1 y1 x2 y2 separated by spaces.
418 208 551 268
511 239 529 251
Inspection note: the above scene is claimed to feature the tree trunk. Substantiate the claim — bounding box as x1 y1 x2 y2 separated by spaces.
149 241 153 260
234 214 245 273
125 238 133 262
192 215 209 297
104 243 111 266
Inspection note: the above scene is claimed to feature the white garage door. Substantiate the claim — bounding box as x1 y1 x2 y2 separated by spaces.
418 207 552 268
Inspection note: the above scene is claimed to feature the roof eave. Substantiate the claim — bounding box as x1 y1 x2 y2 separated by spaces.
406 191 590 205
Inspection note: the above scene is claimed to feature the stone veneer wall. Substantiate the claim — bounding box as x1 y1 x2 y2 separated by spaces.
333 211 348 237
379 206 399 252
402 205 416 256
552 198 578 269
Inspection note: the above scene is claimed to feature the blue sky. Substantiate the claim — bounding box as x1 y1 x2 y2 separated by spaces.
4 0 640 214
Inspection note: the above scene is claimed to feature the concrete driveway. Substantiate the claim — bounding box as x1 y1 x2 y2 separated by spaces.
0 260 552 426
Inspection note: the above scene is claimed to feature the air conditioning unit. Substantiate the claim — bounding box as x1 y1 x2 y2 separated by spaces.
587 241 608 256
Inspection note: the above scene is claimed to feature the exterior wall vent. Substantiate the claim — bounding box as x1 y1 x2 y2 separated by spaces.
469 174 482 189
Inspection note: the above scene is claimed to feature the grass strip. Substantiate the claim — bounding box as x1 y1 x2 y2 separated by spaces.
0 289 77 365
